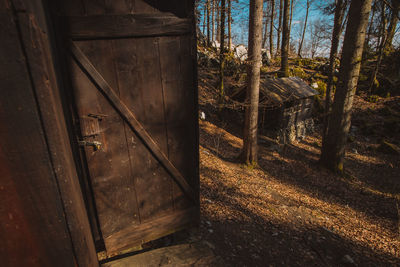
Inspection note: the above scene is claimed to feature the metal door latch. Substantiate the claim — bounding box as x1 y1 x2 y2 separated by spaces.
79 140 102 151
88 113 108 121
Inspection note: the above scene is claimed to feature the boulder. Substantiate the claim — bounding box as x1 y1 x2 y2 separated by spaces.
261 49 271 66
234 44 248 62
211 40 220 49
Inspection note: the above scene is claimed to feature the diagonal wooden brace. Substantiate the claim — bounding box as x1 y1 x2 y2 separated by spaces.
70 41 197 204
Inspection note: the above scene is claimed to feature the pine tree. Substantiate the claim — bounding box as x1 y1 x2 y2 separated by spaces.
323 0 346 141
320 0 372 173
242 0 264 165
278 0 290 77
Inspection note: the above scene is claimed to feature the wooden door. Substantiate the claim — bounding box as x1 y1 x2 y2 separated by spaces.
50 0 199 256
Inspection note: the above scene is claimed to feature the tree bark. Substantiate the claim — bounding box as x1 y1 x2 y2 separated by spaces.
216 0 221 42
323 0 346 141
202 3 207 38
219 0 226 100
242 0 264 165
262 2 270 48
288 0 294 54
228 0 232 51
384 0 400 52
269 0 275 56
212 0 215 42
320 0 372 173
366 0 376 49
276 0 283 57
368 1 387 93
207 0 211 46
298 0 310 58
279 0 290 77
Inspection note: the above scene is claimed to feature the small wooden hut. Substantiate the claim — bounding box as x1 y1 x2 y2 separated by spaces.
232 77 318 143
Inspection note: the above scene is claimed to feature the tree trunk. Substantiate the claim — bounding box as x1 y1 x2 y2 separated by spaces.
288 0 294 45
212 0 215 42
202 3 207 38
279 0 290 77
269 0 275 56
368 1 387 93
320 0 372 173
207 0 211 46
298 0 310 58
366 0 376 49
228 0 232 51
262 2 270 48
242 0 264 165
384 0 400 52
216 0 221 43
276 0 283 57
323 0 346 141
219 0 226 100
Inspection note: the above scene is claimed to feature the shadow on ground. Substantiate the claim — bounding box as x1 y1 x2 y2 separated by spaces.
199 119 400 266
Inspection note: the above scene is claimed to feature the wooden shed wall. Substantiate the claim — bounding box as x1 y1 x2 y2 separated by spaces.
0 1 97 266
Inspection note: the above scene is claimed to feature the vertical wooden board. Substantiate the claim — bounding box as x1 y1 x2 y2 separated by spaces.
0 2 76 265
71 40 140 239
14 2 98 265
181 35 198 195
112 37 174 221
158 36 197 209
180 34 199 197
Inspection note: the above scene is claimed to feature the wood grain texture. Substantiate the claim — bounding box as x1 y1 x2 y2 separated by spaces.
105 208 197 254
71 40 141 240
50 0 199 256
112 37 174 222
70 41 197 203
158 36 198 210
0 1 77 266
66 14 192 39
13 1 98 265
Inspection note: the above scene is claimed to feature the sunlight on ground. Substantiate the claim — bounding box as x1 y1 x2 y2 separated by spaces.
199 120 400 264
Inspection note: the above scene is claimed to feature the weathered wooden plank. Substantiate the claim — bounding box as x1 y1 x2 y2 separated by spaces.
112 37 174 221
65 14 192 39
158 36 191 210
105 208 197 254
13 1 98 266
71 40 141 240
0 1 77 266
70 41 197 204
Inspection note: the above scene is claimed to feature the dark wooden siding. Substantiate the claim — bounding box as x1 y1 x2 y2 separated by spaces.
0 0 98 266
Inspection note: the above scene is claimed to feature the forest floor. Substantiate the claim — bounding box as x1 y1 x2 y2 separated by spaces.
192 53 400 266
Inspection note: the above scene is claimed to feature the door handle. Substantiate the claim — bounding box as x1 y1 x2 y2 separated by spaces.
79 140 102 151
